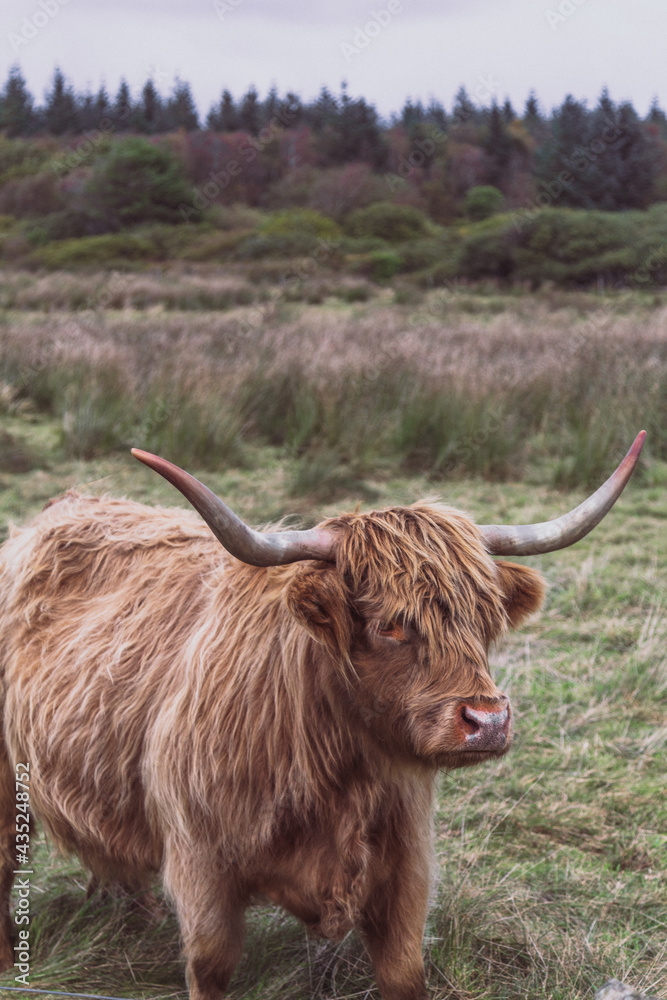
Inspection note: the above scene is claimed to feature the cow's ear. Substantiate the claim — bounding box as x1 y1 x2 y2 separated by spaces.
495 561 546 629
284 565 353 655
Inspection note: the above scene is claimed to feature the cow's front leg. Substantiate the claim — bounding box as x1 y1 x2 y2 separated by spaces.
163 843 247 1000
360 853 431 1000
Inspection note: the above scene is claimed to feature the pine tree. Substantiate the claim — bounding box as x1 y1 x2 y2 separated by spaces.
451 86 478 128
220 90 238 131
262 85 280 128
44 68 80 135
425 99 447 130
77 91 99 131
524 92 540 121
0 66 36 137
401 98 425 130
612 102 660 208
647 97 667 138
165 79 199 131
502 99 516 123
206 90 238 131
484 101 513 187
580 88 622 209
523 91 549 145
280 92 302 129
239 86 260 135
536 94 589 206
307 87 338 131
112 80 133 130
94 87 111 123
139 79 162 133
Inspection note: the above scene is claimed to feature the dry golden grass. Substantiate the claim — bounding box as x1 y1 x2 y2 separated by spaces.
0 288 665 490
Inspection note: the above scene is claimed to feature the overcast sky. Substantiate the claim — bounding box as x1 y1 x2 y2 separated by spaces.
2 0 665 120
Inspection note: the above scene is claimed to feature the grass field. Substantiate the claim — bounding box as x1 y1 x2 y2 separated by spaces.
0 274 665 1000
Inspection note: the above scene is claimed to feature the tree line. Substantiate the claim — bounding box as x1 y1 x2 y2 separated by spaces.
1 66 666 216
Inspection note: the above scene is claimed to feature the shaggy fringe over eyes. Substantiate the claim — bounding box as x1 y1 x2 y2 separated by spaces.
324 501 510 661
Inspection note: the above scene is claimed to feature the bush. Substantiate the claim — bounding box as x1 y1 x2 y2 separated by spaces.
86 137 195 229
0 137 51 185
259 209 341 242
262 167 317 210
308 163 385 221
236 209 342 259
456 218 515 281
30 233 156 269
345 202 431 242
0 171 64 218
398 238 444 273
351 249 404 281
464 185 505 221
335 283 374 302
26 207 108 241
511 209 648 286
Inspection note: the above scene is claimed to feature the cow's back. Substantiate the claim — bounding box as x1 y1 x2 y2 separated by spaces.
0 491 220 880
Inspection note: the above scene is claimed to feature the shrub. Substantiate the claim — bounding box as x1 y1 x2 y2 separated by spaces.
262 166 317 210
308 163 384 221
26 207 108 241
0 171 64 218
86 137 194 229
30 233 156 269
464 185 505 221
0 137 51 185
456 219 515 281
511 208 655 286
345 202 431 242
365 249 404 281
177 228 253 261
259 209 341 242
237 209 342 259
398 239 444 273
335 283 374 302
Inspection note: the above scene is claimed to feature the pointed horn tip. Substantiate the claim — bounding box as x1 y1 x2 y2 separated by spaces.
632 430 646 455
132 447 157 464
619 430 646 476
131 447 153 465
131 448 176 477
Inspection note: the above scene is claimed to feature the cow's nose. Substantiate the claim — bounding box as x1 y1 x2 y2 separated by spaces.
458 700 511 751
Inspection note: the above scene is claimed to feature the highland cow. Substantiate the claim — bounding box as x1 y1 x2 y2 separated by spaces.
0 432 645 1000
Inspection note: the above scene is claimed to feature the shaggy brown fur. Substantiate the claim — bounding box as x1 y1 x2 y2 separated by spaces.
0 491 545 1000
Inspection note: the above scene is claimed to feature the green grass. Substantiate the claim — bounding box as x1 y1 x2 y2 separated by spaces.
0 408 665 999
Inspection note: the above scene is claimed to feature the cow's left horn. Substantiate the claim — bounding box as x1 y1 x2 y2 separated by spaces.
480 431 645 556
131 450 338 566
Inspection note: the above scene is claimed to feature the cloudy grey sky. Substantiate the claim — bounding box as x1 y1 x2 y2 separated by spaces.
2 0 665 119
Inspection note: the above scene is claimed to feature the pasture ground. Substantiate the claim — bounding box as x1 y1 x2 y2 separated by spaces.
0 277 664 1000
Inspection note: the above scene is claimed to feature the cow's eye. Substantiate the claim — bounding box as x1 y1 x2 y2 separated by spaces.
377 622 408 642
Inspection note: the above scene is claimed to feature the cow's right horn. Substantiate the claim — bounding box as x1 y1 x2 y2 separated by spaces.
480 430 645 556
131 450 338 567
